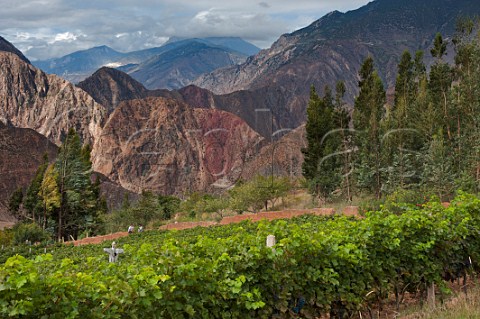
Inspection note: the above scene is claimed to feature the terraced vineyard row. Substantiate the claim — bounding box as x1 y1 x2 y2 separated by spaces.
1 193 480 318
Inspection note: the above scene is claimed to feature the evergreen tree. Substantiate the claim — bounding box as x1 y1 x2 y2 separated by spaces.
301 85 340 201
158 195 181 220
428 33 454 141
383 50 423 192
302 85 323 185
55 129 101 240
333 81 354 201
450 17 480 191
420 133 455 201
8 187 23 215
24 153 49 223
353 57 386 198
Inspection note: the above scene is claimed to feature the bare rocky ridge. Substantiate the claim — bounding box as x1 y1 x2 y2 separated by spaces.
92 97 263 194
77 67 149 115
0 36 30 64
78 69 295 138
0 52 105 145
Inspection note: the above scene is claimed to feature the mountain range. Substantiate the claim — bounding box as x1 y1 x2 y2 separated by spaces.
1 0 479 221
33 37 260 87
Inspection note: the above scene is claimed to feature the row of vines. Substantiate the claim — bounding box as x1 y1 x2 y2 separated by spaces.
1 193 480 318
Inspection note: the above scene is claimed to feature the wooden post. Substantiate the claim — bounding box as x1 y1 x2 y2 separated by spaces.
266 235 276 248
427 283 435 307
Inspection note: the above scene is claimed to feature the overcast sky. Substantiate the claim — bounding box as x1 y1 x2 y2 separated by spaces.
0 0 371 61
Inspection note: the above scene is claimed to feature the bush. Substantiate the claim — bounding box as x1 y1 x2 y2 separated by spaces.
0 228 13 246
12 223 51 245
382 189 428 214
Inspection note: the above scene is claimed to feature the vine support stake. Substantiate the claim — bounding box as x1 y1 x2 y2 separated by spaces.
266 235 276 248
427 283 435 307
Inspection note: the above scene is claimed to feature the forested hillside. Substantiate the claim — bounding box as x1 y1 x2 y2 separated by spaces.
302 20 480 203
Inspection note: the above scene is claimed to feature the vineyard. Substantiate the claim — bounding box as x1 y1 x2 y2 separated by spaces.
1 193 480 318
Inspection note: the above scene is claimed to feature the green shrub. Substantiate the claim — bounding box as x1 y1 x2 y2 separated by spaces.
12 223 51 245
0 228 13 246
382 189 427 214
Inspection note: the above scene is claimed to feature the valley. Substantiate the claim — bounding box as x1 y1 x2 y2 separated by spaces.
2 0 480 317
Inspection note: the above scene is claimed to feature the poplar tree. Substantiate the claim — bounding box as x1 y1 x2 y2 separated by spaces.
333 81 354 201
450 17 480 191
428 33 454 141
384 51 422 192
38 164 60 230
353 57 386 199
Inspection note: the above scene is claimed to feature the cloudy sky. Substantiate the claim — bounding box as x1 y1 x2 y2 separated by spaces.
0 0 371 61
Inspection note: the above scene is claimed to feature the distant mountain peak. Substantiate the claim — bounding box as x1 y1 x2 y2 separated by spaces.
77 67 148 114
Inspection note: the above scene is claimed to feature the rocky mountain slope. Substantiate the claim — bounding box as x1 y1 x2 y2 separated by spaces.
194 0 480 128
0 36 30 64
126 40 248 90
92 97 263 194
33 46 126 84
0 122 58 222
0 52 105 145
0 45 283 203
77 67 149 115
78 68 297 138
77 68 306 189
164 37 260 56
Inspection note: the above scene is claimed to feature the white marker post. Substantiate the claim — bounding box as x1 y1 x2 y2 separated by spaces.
266 235 276 248
103 242 124 263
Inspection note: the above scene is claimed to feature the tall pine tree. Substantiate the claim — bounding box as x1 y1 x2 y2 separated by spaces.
55 129 102 240
302 85 340 202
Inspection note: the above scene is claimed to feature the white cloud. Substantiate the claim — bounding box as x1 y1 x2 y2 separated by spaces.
50 32 80 44
0 0 371 60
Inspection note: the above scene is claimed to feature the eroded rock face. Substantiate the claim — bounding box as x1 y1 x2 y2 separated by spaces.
92 97 263 194
238 125 306 181
77 67 149 115
0 52 105 145
0 123 58 222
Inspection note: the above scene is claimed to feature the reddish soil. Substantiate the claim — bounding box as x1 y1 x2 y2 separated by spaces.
71 232 129 246
71 207 359 246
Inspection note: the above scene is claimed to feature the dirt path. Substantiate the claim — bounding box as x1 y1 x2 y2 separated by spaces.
72 207 359 246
